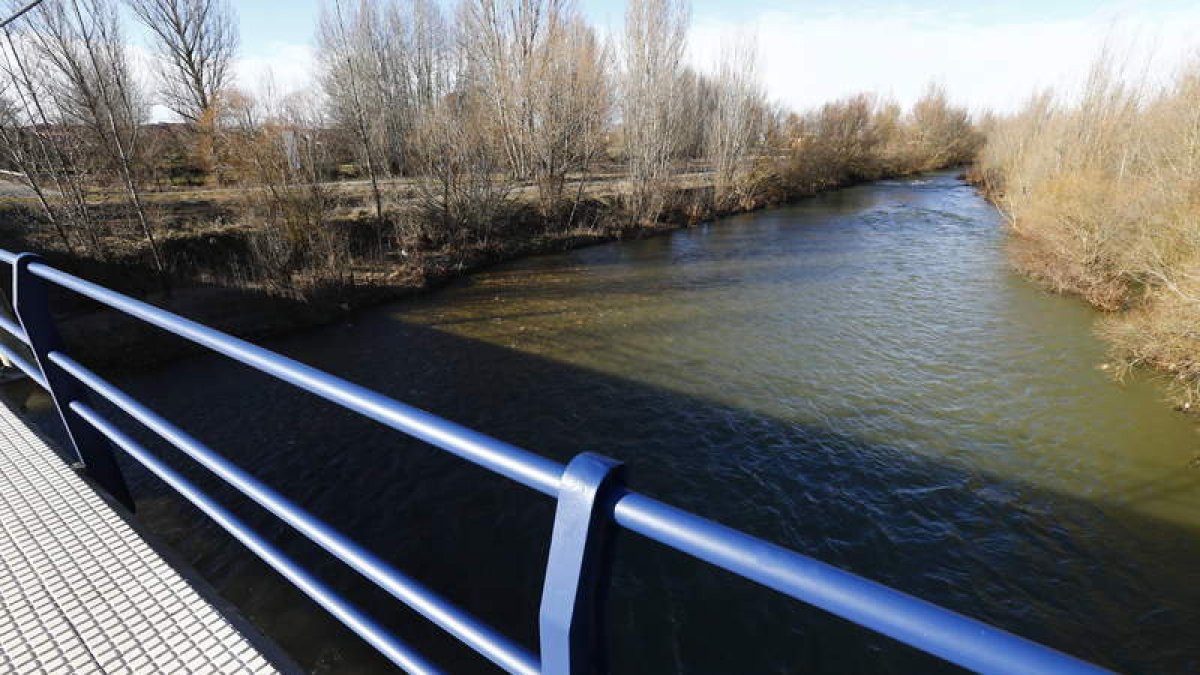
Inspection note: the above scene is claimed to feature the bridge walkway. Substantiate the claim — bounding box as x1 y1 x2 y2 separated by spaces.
0 399 283 674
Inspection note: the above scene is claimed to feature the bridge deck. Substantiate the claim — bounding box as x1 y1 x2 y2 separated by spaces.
0 400 281 674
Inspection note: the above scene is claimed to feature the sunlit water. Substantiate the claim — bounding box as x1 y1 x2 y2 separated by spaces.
11 172 1199 673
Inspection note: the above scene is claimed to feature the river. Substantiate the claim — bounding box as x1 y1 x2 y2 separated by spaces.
12 171 1200 673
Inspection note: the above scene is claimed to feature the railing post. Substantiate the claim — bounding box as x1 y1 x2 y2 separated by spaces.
12 254 134 511
539 452 624 675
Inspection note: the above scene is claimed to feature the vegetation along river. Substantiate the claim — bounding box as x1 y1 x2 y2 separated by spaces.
13 171 1200 673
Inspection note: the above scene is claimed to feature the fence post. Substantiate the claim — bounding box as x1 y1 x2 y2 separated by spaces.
12 254 134 511
539 452 624 675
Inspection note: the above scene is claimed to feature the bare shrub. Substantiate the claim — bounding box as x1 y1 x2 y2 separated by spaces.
978 48 1200 400
408 92 512 246
223 88 349 291
908 83 981 170
774 86 980 199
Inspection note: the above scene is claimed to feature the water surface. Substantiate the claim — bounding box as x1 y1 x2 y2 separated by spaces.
14 172 1199 673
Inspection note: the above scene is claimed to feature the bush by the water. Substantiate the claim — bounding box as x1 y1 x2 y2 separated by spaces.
976 51 1200 405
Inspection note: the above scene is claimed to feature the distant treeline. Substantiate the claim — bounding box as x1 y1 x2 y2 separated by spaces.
0 0 980 296
976 50 1200 406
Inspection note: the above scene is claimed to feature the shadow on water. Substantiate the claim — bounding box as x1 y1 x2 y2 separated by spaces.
8 310 1198 674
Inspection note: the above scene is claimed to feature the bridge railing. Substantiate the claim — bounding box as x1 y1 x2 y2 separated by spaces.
0 249 1110 675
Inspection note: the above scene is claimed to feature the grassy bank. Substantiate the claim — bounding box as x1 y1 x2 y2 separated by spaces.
0 180 690 370
0 185 793 371
974 53 1200 408
1 170 968 372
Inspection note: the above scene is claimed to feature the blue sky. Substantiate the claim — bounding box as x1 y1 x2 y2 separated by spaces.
175 0 1200 114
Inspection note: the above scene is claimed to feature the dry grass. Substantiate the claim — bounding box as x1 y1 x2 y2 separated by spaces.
977 49 1200 404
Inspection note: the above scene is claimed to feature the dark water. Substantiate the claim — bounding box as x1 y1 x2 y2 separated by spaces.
12 172 1200 673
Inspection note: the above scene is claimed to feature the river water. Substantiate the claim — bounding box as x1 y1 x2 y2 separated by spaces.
13 172 1200 673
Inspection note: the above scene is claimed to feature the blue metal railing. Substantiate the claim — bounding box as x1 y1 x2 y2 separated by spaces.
0 249 1111 674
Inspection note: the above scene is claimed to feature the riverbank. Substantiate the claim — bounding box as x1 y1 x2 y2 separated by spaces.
0 181 775 371
970 55 1200 410
967 171 1199 412
5 161 973 373
39 216 685 371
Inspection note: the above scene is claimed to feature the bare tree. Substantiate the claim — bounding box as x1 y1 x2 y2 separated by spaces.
405 20 513 244
461 0 612 218
25 0 163 270
374 0 449 175
621 0 689 224
126 0 238 123
0 31 74 250
530 13 611 218
706 32 764 208
313 0 450 181
396 0 449 112
782 93 890 191
458 0 555 182
0 9 109 257
317 0 386 240
554 19 612 226
674 67 716 160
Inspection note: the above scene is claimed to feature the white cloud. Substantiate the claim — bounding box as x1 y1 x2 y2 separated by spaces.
233 42 317 100
688 3 1200 114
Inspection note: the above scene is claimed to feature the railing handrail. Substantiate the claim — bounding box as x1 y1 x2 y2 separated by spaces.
0 250 1112 675
28 261 566 496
